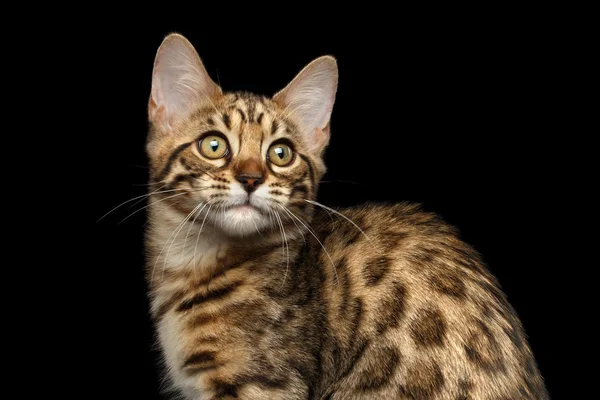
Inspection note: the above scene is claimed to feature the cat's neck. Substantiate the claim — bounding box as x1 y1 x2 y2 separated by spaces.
147 205 302 285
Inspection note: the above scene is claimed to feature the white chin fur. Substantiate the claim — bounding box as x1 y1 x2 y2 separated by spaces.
215 206 271 236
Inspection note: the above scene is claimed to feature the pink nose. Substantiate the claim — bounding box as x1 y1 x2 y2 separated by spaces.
234 159 265 193
235 174 264 192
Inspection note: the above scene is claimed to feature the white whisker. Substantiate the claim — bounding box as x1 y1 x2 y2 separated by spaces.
251 216 264 238
276 204 306 244
276 203 339 286
117 187 211 224
151 201 205 283
304 199 369 240
97 185 178 222
181 199 210 258
161 200 207 280
274 210 290 287
118 192 189 224
192 200 216 268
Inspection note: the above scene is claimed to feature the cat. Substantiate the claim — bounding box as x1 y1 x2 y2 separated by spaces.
144 33 548 399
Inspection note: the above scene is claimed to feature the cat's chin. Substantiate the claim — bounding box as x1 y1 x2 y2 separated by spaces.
216 205 271 237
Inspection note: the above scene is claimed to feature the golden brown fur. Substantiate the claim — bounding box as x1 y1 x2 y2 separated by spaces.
144 34 548 399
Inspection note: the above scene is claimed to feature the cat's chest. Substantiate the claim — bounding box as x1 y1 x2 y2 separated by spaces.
149 257 269 392
153 234 226 276
155 307 217 397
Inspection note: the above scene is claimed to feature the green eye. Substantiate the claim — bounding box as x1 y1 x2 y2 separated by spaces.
268 143 294 167
199 134 229 159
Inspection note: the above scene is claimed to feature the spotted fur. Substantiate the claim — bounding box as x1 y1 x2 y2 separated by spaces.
144 34 548 399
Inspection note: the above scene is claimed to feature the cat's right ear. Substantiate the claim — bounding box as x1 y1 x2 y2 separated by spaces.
273 56 338 157
149 34 222 134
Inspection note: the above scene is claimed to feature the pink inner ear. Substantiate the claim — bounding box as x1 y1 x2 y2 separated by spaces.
311 126 331 155
149 99 170 132
149 97 159 119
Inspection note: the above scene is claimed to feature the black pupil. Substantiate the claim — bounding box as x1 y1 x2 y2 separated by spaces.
275 147 285 159
210 140 219 152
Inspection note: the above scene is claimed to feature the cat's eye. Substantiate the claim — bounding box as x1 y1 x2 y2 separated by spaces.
268 143 294 167
199 134 229 159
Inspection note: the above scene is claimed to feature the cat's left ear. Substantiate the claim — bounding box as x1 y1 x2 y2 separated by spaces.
149 34 222 134
274 56 338 156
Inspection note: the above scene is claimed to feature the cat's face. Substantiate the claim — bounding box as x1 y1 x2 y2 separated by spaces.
147 34 337 237
148 93 324 236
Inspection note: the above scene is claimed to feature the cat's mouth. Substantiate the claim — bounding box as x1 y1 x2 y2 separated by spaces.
221 195 272 215
230 204 256 212
216 199 273 236
223 201 266 215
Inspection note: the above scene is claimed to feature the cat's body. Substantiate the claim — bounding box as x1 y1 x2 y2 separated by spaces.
145 34 547 399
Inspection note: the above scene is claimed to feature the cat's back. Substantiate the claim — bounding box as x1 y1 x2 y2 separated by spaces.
310 202 547 399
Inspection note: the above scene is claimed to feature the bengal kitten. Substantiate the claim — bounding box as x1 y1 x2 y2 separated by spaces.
144 34 547 399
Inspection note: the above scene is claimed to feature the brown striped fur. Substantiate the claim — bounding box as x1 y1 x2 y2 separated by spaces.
144 34 548 399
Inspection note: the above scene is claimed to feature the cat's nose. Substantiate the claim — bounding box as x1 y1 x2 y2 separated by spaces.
235 174 264 192
234 159 265 193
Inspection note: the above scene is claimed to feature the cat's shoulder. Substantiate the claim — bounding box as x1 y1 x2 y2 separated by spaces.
312 201 460 240
310 201 486 274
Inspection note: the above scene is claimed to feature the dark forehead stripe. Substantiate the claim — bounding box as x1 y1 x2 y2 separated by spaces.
271 119 279 135
222 113 231 130
246 97 256 123
154 141 192 183
236 92 279 124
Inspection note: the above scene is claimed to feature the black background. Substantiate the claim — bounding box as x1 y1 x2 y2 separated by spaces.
81 16 576 399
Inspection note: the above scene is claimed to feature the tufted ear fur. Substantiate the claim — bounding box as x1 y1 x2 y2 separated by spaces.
149 33 222 134
274 56 338 156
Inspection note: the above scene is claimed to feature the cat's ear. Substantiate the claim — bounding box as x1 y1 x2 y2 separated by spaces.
149 33 222 133
274 56 338 156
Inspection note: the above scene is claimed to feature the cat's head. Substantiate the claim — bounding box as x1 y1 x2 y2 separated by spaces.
147 34 337 237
